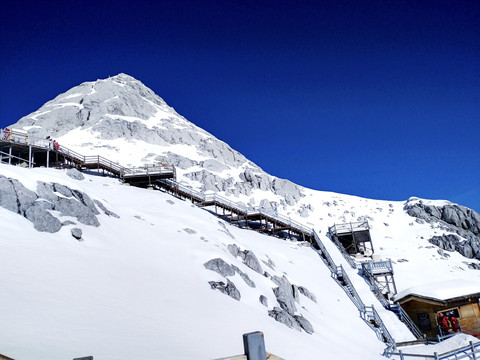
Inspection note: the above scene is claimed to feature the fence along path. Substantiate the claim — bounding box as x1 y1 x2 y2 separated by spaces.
0 128 175 182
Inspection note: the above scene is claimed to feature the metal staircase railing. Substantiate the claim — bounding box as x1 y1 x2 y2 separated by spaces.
363 273 391 308
1 128 175 179
333 265 366 312
329 231 358 269
364 305 395 346
389 304 425 340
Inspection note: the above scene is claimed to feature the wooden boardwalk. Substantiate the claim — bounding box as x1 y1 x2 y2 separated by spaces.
156 178 315 243
0 128 175 185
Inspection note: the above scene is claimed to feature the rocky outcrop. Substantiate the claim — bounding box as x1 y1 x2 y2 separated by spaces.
404 199 480 236
226 245 263 274
204 258 236 277
71 228 83 240
66 168 85 180
294 315 314 334
404 199 480 260
298 286 317 303
267 275 314 334
268 308 302 331
208 280 241 300
429 234 480 260
271 275 298 314
0 176 110 233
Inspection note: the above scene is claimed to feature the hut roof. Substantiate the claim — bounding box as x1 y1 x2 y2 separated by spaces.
395 279 480 304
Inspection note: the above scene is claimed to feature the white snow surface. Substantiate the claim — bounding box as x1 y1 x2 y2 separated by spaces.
0 165 388 360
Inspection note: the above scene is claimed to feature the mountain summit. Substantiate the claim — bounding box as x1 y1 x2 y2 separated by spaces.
12 73 304 208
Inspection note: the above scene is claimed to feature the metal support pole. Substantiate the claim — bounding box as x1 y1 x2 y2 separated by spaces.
46 150 49 168
8 147 12 164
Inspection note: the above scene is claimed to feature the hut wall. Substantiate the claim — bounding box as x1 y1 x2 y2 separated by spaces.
458 302 480 334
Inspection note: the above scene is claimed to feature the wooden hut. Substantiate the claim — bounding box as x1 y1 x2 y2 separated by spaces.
394 279 480 339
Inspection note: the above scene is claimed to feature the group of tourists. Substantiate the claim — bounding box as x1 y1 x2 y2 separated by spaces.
438 312 461 334
3 128 11 140
46 136 60 151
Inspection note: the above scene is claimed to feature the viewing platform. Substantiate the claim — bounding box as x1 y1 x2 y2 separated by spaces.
328 221 374 256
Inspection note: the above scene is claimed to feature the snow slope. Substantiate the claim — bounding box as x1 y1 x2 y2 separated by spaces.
0 164 387 360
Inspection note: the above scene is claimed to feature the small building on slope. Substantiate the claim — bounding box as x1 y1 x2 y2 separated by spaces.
394 279 480 339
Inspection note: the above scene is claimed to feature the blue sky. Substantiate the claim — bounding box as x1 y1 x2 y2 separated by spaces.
1 0 479 212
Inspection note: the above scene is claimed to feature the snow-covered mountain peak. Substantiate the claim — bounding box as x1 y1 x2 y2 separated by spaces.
10 74 300 209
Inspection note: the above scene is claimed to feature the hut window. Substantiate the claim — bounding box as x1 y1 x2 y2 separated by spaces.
442 308 460 318
417 313 432 330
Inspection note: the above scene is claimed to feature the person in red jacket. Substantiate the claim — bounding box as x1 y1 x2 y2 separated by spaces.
450 315 460 332
438 312 450 334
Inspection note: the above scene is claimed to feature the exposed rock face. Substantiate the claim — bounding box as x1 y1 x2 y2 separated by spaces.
231 265 256 288
0 176 108 233
294 315 314 334
227 245 263 274
71 228 83 240
94 200 120 218
204 258 236 277
272 275 297 315
9 73 305 209
298 286 317 303
66 168 85 180
268 308 302 331
243 250 263 274
404 199 480 260
208 280 241 301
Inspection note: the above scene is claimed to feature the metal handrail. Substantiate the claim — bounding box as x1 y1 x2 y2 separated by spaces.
361 260 394 277
329 221 370 235
386 340 480 359
390 304 424 340
330 233 357 269
312 231 336 271
365 305 395 345
335 265 366 312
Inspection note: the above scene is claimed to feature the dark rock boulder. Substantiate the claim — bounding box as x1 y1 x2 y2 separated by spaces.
294 314 314 334
66 168 85 180
405 199 480 260
208 280 241 300
268 307 301 331
271 275 297 315
25 202 62 232
71 228 83 240
243 250 263 274
94 200 120 218
231 265 256 288
204 258 236 277
0 177 102 233
298 286 317 303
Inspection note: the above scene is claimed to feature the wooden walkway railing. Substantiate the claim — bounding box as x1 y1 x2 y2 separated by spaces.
0 128 175 182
